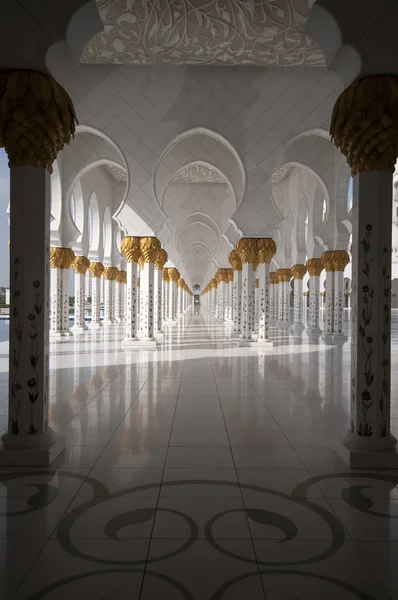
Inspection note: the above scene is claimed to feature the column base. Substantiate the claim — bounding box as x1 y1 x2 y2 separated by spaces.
50 330 72 338
136 339 159 348
122 337 138 347
256 338 274 347
306 326 322 334
0 429 65 466
71 325 88 333
239 338 256 346
230 331 241 338
91 322 103 329
277 321 290 329
103 320 117 325
291 324 305 334
335 431 398 468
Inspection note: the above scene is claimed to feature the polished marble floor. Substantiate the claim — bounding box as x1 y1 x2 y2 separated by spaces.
1 308 398 598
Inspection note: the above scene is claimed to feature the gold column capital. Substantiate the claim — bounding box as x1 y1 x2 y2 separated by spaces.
50 247 75 269
89 262 104 278
140 237 161 263
331 250 350 272
72 255 90 275
154 248 168 270
257 238 276 264
103 266 119 281
269 271 277 284
306 258 323 277
291 264 307 280
120 236 141 263
228 249 242 271
321 251 335 273
168 268 180 282
277 268 291 283
330 75 398 175
236 238 257 268
177 278 184 288
0 70 77 172
162 268 170 282
119 270 127 284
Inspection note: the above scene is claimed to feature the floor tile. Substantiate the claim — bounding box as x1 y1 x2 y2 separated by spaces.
95 445 168 468
169 429 229 446
232 447 304 469
165 447 234 469
160 469 240 497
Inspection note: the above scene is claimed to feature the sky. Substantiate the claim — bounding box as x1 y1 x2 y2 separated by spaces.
0 149 9 288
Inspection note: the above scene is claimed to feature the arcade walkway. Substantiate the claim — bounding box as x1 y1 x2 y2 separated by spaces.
1 310 398 599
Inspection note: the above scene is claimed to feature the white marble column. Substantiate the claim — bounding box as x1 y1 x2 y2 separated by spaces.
337 171 398 467
211 281 217 316
168 268 180 321
103 267 118 325
306 258 323 333
154 252 167 335
256 239 276 343
1 166 64 464
253 279 259 334
177 278 184 318
50 247 75 337
291 264 307 333
120 237 141 345
236 238 257 342
331 251 350 338
138 237 161 344
269 273 277 323
162 269 169 325
276 269 291 328
230 259 242 335
72 256 90 332
119 270 126 322
277 272 284 325
89 262 104 329
322 252 335 336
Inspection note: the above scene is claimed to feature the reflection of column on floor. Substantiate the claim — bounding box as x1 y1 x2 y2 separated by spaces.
332 251 350 336
103 267 118 324
306 258 323 332
120 237 141 343
322 251 334 335
89 262 104 328
72 256 90 332
155 249 168 334
257 238 276 342
236 238 257 341
50 247 75 337
291 264 307 332
229 250 242 335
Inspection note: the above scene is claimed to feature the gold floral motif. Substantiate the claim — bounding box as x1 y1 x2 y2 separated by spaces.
168 268 180 282
321 251 334 273
177 278 184 288
216 268 230 284
162 268 170 283
277 268 291 282
331 250 350 272
269 272 277 284
236 238 257 267
291 264 307 280
154 248 168 270
137 278 140 288
0 70 77 172
330 75 398 175
255 278 259 288
120 237 141 263
306 258 323 277
228 269 234 282
257 238 276 264
228 250 242 271
50 247 75 269
89 262 104 278
119 270 127 284
72 256 90 275
103 267 119 281
211 278 217 289
140 237 161 263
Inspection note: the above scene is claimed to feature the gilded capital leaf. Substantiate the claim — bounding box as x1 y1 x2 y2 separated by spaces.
236 238 257 267
331 250 350 272
72 256 90 274
168 268 180 282
177 277 184 288
269 271 277 284
140 237 161 263
228 249 242 271
120 237 141 263
154 248 168 270
321 251 334 273
50 247 75 269
162 268 170 282
89 262 104 278
330 75 398 175
291 264 307 280
306 258 323 277
103 266 119 281
119 270 127 283
257 238 276 264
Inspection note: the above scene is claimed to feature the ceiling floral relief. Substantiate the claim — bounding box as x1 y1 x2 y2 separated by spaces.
82 0 324 66
173 164 226 183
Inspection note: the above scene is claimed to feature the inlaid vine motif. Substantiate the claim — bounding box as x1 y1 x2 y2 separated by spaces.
27 279 42 434
358 223 374 437
379 245 390 437
10 257 22 435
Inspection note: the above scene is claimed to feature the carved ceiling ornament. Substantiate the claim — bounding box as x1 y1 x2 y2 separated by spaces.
271 165 291 185
106 164 127 182
82 0 324 67
173 164 226 184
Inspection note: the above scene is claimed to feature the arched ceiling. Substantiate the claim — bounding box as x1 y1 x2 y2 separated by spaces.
82 0 324 67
